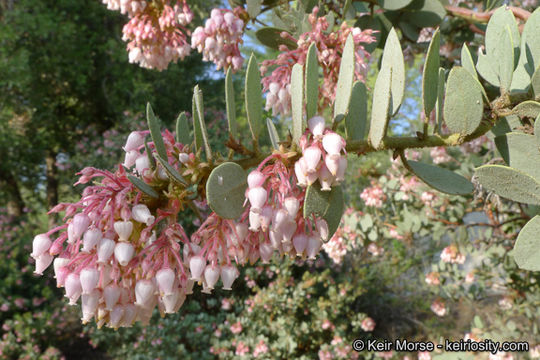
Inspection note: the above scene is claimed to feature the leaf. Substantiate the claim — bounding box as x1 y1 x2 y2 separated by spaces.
305 43 319 120
127 175 159 199
512 101 540 118
206 162 247 219
369 67 392 149
345 81 368 141
444 67 484 135
461 44 477 80
498 26 515 92
513 215 540 271
192 94 202 152
532 65 540 101
247 0 262 18
535 113 540 147
377 0 413 10
267 118 280 150
485 6 520 65
477 52 501 87
175 112 190 146
495 133 540 180
303 183 344 239
146 103 168 161
436 67 445 134
423 28 440 117
475 165 540 205
333 34 355 122
245 54 263 140
155 156 187 185
406 0 446 28
255 27 297 50
381 28 405 115
408 160 474 195
144 139 156 171
193 85 212 161
225 68 237 137
291 63 304 143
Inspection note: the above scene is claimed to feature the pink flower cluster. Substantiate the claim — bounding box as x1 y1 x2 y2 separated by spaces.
360 184 385 208
430 146 452 164
440 245 466 264
112 0 194 70
430 299 447 317
191 8 246 71
361 317 376 332
294 116 347 190
425 271 440 286
260 7 375 116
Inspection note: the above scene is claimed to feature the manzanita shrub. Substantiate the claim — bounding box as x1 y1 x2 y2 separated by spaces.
24 0 540 358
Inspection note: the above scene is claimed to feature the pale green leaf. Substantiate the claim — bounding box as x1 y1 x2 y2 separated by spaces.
291 63 304 143
485 6 520 67
513 215 540 271
333 34 355 121
475 164 540 205
345 81 367 141
144 139 156 171
423 28 440 117
369 67 392 149
381 28 405 115
305 43 319 120
436 67 445 134
245 54 263 140
303 183 344 239
192 94 202 152
246 0 262 18
206 162 247 219
408 160 474 195
444 67 484 135
377 0 413 10
146 103 168 161
461 44 477 79
193 85 213 161
267 118 280 150
175 112 190 145
156 155 187 185
225 68 237 137
495 133 540 180
535 113 540 147
532 65 540 101
498 26 515 92
128 175 159 199
512 101 540 118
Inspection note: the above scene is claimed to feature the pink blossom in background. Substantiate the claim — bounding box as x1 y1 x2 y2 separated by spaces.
367 242 384 257
322 233 348 264
253 340 268 357
440 245 465 264
260 7 375 116
321 319 335 330
361 317 376 332
191 7 246 72
230 321 242 334
425 272 440 286
498 296 513 310
360 185 385 208
418 351 431 360
318 349 334 360
430 299 447 317
430 146 452 164
235 341 249 356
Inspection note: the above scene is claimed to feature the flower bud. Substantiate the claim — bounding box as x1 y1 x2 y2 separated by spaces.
80 268 99 294
336 156 347 182
247 187 267 212
65 273 82 305
121 304 137 327
135 155 150 175
247 170 266 188
189 255 205 281
272 209 289 233
32 234 51 258
318 164 334 191
259 206 273 232
114 242 135 266
283 197 300 217
293 234 308 256
325 155 340 176
178 153 189 164
132 204 155 226
109 305 124 328
259 243 274 263
53 257 70 281
295 158 307 186
221 265 239 290
316 219 329 242
114 220 133 241
34 253 53 275
104 284 121 310
322 132 345 155
82 228 102 252
204 266 220 289
123 150 140 168
156 268 175 295
97 238 116 263
308 116 326 137
81 290 100 323
135 279 155 308
269 230 283 249
306 236 322 259
248 210 261 231
124 131 144 152
304 146 322 173
162 291 180 314
281 221 297 243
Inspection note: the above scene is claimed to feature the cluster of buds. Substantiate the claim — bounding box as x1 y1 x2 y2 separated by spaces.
191 7 246 72
440 245 466 264
260 7 375 116
114 0 193 70
295 116 347 190
31 130 203 327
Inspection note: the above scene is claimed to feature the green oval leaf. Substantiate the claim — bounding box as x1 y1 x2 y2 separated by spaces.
206 162 247 219
333 34 355 122
255 27 298 50
303 183 344 239
435 67 445 134
422 28 440 117
406 0 446 28
156 156 187 186
534 113 540 147
513 215 540 271
532 65 540 101
193 86 212 161
475 164 540 205
305 43 319 120
444 67 484 135
485 6 520 69
494 133 540 180
267 118 280 150
461 44 477 80
247 0 262 18
245 54 263 140
512 100 540 119
175 112 190 146
369 67 392 149
377 0 413 10
146 103 168 161
192 93 202 152
127 175 159 199
345 81 367 141
291 63 304 143
225 68 237 137
381 28 405 115
408 160 474 195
